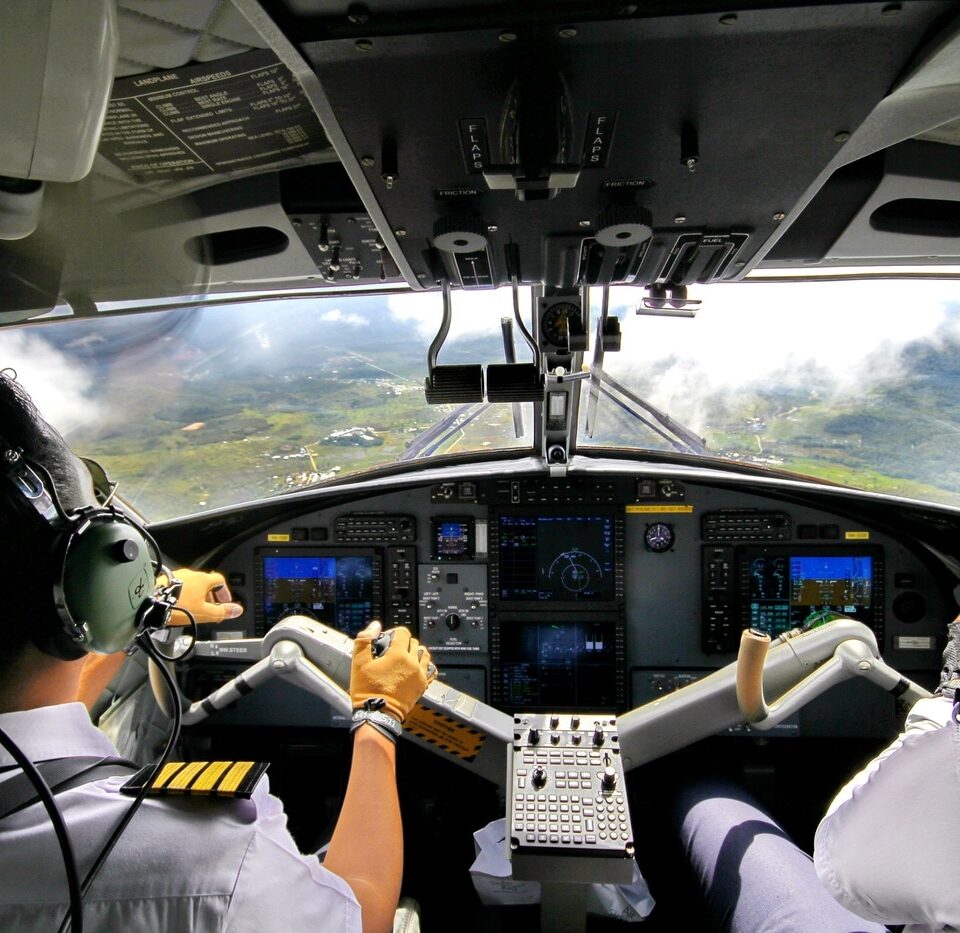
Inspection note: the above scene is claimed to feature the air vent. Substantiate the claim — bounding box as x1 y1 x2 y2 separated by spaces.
185 226 289 265
870 198 960 238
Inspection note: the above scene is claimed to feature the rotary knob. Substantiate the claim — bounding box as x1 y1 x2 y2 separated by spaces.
432 216 489 254
528 728 541 745
444 612 461 630
601 766 618 791
531 765 548 789
594 203 653 248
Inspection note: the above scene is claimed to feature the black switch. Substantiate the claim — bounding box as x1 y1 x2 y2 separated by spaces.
310 527 328 541
446 572 459 584
292 527 309 541
819 524 840 539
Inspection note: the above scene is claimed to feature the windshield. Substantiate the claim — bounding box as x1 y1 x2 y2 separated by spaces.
2 277 959 520
584 279 960 506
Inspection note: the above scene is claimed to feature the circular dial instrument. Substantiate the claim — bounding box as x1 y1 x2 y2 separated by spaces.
644 522 674 552
548 548 604 593
540 301 582 347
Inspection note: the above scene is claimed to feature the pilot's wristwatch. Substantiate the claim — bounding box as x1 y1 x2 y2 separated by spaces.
351 699 403 743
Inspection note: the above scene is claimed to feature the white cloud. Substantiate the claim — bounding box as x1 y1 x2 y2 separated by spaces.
0 330 101 435
388 288 526 343
319 308 367 326
597 279 960 431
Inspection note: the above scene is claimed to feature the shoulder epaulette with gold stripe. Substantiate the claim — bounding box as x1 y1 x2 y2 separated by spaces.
119 761 269 799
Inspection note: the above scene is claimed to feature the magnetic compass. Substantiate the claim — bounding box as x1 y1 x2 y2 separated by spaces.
644 522 674 552
540 301 582 347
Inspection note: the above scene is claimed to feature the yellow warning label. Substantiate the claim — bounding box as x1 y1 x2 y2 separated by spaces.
626 504 694 514
403 705 486 761
267 533 291 542
844 531 870 540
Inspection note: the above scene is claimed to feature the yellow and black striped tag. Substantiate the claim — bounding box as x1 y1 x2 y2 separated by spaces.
120 761 269 799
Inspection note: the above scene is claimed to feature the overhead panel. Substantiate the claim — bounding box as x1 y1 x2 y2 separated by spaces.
297 3 950 289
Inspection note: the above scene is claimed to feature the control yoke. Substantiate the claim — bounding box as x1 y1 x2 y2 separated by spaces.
735 624 929 729
153 616 929 789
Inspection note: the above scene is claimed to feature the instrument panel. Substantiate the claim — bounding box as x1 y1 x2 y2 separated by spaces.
184 472 951 738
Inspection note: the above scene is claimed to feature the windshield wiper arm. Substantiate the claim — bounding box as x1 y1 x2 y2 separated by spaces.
595 368 707 455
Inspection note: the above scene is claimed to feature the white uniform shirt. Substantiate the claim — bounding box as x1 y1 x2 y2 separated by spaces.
814 696 960 932
0 703 361 931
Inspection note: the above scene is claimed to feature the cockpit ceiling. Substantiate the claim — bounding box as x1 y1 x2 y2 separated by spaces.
10 1 960 320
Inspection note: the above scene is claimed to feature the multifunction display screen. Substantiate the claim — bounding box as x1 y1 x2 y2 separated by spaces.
745 551 875 636
498 619 618 709
497 514 615 602
260 552 377 636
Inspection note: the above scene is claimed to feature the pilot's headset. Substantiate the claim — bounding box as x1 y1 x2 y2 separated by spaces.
0 440 171 660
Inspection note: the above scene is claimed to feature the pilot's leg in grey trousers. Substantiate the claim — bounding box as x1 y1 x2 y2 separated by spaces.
671 778 887 933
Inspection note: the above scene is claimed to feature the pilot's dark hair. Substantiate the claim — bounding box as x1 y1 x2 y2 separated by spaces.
0 370 79 670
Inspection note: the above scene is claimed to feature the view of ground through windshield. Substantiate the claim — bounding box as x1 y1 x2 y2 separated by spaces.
1 279 959 519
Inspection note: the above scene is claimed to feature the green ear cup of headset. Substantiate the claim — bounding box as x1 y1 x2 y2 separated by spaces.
59 520 156 654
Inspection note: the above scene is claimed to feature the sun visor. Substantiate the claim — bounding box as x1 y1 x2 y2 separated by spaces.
0 0 117 183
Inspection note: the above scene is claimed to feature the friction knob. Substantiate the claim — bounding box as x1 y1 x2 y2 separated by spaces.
594 203 653 248
432 216 489 254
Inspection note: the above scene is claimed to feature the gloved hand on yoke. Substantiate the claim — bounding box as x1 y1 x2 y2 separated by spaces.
349 621 437 742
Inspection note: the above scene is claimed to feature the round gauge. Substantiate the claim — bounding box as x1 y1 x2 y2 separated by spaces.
548 548 603 593
644 522 674 552
540 301 582 347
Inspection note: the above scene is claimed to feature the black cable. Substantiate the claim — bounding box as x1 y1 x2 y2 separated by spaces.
0 725 84 932
56 632 182 933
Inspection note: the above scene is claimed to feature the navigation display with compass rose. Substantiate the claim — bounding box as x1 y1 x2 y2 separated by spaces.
497 513 616 602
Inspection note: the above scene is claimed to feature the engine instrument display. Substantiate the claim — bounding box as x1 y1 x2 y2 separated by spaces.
497 619 619 710
257 548 380 636
496 513 616 603
743 548 879 636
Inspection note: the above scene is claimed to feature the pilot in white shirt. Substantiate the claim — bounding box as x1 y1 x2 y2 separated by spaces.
0 702 363 931
0 370 435 932
814 628 960 933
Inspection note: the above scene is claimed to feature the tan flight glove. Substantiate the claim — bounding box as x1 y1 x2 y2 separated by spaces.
350 621 437 724
159 569 244 625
